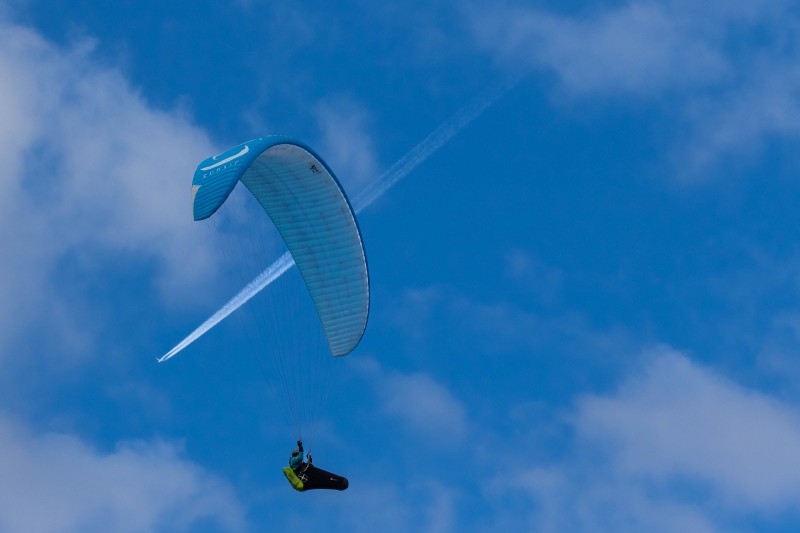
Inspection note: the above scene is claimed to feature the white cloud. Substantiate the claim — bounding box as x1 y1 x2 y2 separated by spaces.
676 57 800 178
0 413 245 533
757 312 800 390
382 371 468 441
255 461 460 533
388 286 446 344
469 2 729 96
314 96 379 194
498 466 717 533
356 358 468 443
0 21 221 358
467 0 800 180
383 284 637 397
576 347 800 509
491 347 800 531
504 249 563 304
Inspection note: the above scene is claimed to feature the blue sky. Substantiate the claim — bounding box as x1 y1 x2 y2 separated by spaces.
2 0 800 531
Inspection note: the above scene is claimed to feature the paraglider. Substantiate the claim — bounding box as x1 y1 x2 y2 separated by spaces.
184 136 369 491
283 440 349 492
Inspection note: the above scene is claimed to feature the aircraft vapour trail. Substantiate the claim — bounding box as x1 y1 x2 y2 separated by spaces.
351 80 514 212
158 252 294 362
159 80 515 363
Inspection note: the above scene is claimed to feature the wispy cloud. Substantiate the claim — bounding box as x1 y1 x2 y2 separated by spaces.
467 0 800 180
0 413 245 533
356 358 468 443
471 2 729 96
0 21 218 359
314 96 379 192
504 249 564 305
293 480 458 533
576 347 800 509
389 283 636 367
491 347 800 531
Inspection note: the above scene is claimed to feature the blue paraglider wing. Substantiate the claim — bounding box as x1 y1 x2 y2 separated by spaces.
191 136 369 356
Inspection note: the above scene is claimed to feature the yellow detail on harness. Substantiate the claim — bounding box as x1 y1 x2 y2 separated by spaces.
283 467 305 491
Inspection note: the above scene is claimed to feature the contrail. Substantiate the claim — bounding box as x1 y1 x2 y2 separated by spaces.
158 252 293 362
351 81 512 212
158 80 516 363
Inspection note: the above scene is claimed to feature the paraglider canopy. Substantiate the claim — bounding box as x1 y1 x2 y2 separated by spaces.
191 136 369 357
